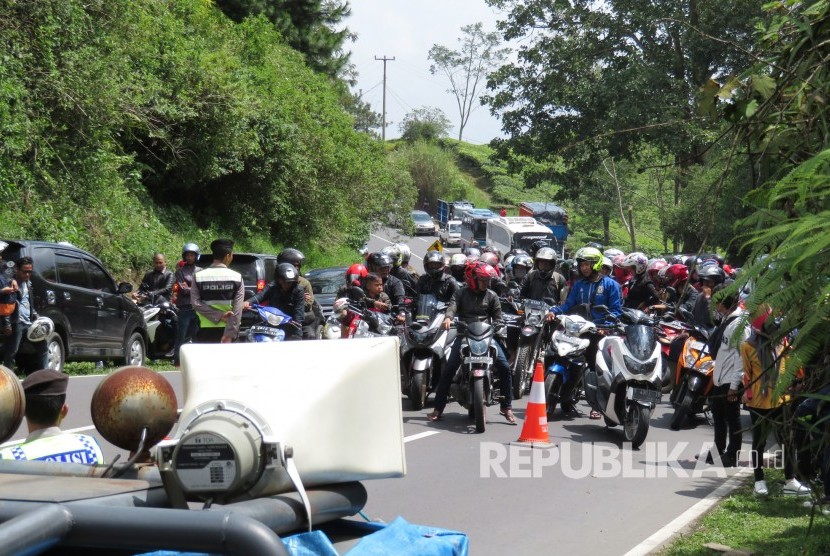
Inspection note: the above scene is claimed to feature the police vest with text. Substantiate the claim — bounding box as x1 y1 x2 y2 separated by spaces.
194 266 243 328
0 434 104 464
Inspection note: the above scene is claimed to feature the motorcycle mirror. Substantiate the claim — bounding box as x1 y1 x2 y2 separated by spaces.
119 282 134 294
348 286 366 302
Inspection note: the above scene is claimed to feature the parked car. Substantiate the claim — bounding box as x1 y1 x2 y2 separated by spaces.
411 210 437 236
0 240 147 371
305 267 348 318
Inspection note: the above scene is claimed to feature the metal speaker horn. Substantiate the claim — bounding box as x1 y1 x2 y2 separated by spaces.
91 366 178 452
0 365 25 444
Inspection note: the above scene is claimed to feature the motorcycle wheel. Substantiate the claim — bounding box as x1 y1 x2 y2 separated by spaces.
473 379 486 433
670 385 692 431
513 344 532 399
624 404 650 449
544 374 561 418
410 372 427 411
660 353 674 394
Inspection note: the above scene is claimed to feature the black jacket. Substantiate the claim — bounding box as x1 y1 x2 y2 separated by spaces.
624 273 661 309
520 270 565 303
415 273 459 303
140 269 174 302
249 282 305 339
445 287 503 328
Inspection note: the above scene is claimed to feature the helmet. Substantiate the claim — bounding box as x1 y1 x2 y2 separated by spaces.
277 248 305 268
464 262 497 290
587 241 604 251
481 252 500 267
381 245 402 266
646 258 668 281
449 253 467 268
529 239 549 258
511 254 533 270
622 252 649 275
603 248 624 259
366 252 394 271
601 256 613 271
396 243 412 265
345 263 368 285
423 251 445 278
26 317 54 343
275 262 299 283
182 242 200 258
574 247 603 273
697 264 725 284
659 264 689 287
465 248 481 262
535 247 557 263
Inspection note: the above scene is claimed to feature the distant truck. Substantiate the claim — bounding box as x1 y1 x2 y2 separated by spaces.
519 202 568 254
436 199 474 227
440 219 463 247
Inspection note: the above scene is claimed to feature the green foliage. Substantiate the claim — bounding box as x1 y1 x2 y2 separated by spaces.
399 107 452 143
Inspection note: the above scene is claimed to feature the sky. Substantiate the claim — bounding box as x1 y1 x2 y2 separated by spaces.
345 1 510 144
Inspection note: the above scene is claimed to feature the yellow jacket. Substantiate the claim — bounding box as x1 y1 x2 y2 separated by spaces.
740 340 793 410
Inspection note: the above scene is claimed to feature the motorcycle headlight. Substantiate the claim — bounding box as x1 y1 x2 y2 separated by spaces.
525 314 540 327
469 339 489 356
563 318 583 336
623 355 657 376
265 314 285 327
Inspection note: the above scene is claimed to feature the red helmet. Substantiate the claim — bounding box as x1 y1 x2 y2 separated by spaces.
465 262 497 290
346 263 368 286
646 259 668 282
659 263 689 288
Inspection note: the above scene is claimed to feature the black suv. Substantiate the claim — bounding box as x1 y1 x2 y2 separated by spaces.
0 240 147 371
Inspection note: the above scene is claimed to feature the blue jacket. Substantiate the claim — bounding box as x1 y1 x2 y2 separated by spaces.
551 275 622 324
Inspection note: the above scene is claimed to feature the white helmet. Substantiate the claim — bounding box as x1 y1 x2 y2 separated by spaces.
27 317 55 343
603 248 624 259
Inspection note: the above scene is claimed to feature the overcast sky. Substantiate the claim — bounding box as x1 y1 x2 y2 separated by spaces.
346 1 510 144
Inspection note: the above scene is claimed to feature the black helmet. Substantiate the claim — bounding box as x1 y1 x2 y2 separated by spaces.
366 252 394 271
529 239 550 258
423 251 445 278
275 262 299 283
182 242 200 258
277 248 305 268
697 264 725 284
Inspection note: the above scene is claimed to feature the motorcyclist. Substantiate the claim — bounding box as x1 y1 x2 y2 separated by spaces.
366 252 406 321
447 253 467 287
547 246 623 418
383 245 418 297
245 263 304 340
173 243 202 366
622 252 661 310
134 253 174 303
687 264 725 333
277 248 322 339
415 251 459 303
508 253 533 284
396 243 420 280
428 262 516 424
337 263 368 298
519 247 565 304
480 251 508 295
599 256 613 277
528 239 550 269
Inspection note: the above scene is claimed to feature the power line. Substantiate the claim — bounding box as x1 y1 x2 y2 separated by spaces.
374 55 395 140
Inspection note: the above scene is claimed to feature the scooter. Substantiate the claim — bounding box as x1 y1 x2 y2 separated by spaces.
245 304 298 342
449 319 502 433
669 325 714 430
135 289 177 360
400 294 456 410
332 288 397 339
583 307 663 449
544 312 596 418
514 299 552 399
654 316 689 394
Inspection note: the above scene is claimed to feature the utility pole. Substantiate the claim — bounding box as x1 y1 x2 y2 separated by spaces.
375 55 395 141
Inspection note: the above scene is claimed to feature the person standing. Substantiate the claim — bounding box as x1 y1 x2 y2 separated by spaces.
1 257 48 374
173 243 202 365
134 253 174 303
192 239 244 344
0 369 104 464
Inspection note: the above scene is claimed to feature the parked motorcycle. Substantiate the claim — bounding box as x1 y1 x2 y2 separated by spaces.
245 303 297 342
449 319 503 433
583 307 663 449
400 294 456 410
544 312 595 418
654 316 689 394
668 325 714 430
135 288 177 360
513 299 552 399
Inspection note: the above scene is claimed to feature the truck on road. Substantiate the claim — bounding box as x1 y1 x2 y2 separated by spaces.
436 199 473 228
519 202 568 254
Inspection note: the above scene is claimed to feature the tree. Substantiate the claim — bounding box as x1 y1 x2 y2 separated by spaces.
341 91 382 137
483 0 763 251
428 22 509 141
399 107 452 143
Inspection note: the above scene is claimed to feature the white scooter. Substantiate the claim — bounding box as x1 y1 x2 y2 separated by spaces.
583 307 662 449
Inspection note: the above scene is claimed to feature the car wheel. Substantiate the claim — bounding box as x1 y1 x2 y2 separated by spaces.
122 331 146 366
46 333 65 372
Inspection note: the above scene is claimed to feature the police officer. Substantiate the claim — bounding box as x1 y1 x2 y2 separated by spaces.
0 369 104 464
192 239 244 343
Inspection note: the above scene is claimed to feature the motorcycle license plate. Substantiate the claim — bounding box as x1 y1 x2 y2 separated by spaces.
250 325 282 337
465 356 492 364
626 387 661 404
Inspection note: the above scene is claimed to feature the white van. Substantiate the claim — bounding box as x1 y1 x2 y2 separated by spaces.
486 216 554 255
440 219 462 247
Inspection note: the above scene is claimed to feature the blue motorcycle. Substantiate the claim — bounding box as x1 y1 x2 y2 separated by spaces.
245 304 297 342
543 313 596 418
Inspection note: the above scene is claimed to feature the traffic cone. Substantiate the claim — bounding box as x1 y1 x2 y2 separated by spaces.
515 359 552 446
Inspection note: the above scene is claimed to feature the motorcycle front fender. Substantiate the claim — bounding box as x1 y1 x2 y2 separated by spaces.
412 356 431 372
520 326 538 338
686 373 705 394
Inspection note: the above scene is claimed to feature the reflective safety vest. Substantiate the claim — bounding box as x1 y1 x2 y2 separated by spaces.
193 266 243 328
0 434 104 464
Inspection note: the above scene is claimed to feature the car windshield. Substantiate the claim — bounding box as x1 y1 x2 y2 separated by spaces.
412 212 431 222
307 268 345 295
448 223 460 233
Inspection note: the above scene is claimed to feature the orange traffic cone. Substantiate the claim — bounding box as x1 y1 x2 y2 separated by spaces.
516 359 552 446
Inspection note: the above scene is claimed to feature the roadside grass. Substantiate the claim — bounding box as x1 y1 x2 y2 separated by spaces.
63 360 175 376
662 469 830 556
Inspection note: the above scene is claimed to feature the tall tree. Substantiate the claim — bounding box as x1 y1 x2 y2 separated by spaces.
483 0 762 250
214 0 355 80
399 107 452 143
428 22 509 141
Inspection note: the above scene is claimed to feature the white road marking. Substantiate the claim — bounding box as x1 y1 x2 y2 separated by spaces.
403 431 440 443
621 467 751 556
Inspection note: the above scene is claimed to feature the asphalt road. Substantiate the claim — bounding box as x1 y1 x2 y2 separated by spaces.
1 228 757 555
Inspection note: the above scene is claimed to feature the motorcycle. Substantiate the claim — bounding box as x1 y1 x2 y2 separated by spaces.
449 319 504 433
544 312 595 418
583 307 663 449
654 316 689 394
135 288 177 360
513 299 553 399
331 288 398 339
244 303 299 342
668 325 714 430
400 294 456 410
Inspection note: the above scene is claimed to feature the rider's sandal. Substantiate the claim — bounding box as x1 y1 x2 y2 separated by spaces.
589 410 602 420
427 411 442 422
500 409 517 425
